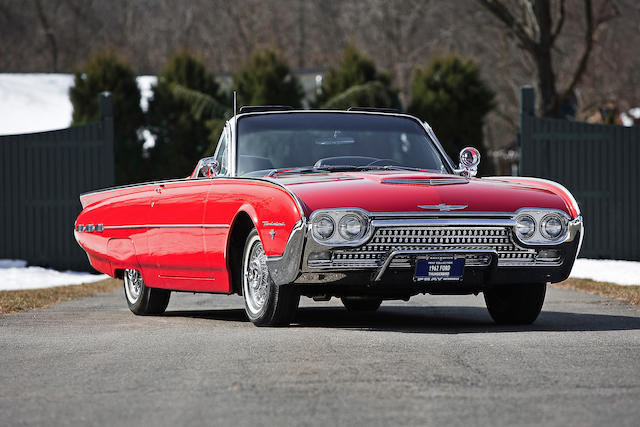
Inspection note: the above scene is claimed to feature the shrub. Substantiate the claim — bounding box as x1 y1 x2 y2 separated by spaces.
408 56 495 174
234 49 303 108
147 51 227 179
315 45 399 109
69 50 145 184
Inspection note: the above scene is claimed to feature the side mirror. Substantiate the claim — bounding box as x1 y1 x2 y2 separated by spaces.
198 157 220 178
458 147 480 178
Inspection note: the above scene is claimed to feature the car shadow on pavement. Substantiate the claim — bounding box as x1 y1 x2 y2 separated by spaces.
291 306 640 333
163 305 640 334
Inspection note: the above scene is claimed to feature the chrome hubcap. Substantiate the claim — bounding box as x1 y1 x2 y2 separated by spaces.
125 269 143 303
244 239 269 314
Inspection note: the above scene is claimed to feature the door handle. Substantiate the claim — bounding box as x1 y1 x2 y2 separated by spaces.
155 187 162 193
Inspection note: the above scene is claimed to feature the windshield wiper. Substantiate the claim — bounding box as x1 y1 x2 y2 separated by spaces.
354 165 432 172
268 164 437 177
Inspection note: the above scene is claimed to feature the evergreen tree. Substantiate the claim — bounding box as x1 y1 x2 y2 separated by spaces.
147 51 227 179
408 56 495 175
234 49 303 108
69 50 145 184
315 45 399 109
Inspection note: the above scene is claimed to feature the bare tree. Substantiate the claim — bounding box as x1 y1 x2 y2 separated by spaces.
476 0 619 117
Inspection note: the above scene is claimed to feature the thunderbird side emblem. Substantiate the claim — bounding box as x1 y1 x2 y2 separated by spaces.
418 203 468 211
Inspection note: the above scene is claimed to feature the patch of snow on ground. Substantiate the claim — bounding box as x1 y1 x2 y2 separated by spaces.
0 73 156 136
0 74 74 135
570 258 640 286
0 259 108 291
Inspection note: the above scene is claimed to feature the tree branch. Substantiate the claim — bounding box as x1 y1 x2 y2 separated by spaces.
562 0 619 101
33 0 58 72
475 0 537 52
549 0 565 45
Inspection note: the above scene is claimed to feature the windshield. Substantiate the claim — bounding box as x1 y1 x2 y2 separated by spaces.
236 112 449 176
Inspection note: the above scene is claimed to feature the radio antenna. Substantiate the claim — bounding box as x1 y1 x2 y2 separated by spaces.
233 91 237 117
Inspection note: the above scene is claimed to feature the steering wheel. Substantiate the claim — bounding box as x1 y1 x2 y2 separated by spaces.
366 158 402 167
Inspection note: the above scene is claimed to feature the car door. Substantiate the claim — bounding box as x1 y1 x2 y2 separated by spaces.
145 178 213 290
200 127 235 292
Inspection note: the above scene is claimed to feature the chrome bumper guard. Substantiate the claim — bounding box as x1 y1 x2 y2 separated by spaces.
373 249 498 281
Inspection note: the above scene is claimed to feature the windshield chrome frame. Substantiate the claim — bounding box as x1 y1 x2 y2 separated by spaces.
230 110 454 177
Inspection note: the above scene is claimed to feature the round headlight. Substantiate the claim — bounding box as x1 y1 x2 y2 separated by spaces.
312 215 335 240
515 215 536 239
338 215 364 240
541 214 565 240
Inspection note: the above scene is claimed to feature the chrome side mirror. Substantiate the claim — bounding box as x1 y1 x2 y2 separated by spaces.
198 157 220 178
457 147 480 178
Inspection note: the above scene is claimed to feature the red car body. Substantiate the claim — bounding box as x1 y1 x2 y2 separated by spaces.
75 110 583 325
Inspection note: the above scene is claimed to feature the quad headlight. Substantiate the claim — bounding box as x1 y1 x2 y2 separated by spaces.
540 214 565 239
310 209 370 245
513 210 569 244
312 215 335 241
515 215 535 239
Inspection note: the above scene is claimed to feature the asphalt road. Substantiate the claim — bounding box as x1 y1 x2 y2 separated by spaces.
1 285 639 427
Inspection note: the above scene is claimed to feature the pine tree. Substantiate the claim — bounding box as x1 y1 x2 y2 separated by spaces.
147 51 227 179
69 50 145 184
234 49 303 108
408 56 495 174
314 45 399 109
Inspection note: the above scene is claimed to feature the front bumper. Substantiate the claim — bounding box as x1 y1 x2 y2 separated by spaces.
267 214 583 292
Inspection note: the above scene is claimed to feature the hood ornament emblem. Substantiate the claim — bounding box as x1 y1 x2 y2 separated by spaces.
418 203 467 211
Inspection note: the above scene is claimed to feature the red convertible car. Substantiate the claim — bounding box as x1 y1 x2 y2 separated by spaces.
75 108 583 326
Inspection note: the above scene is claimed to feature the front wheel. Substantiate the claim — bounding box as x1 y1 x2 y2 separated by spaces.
124 269 171 315
242 229 299 326
483 283 546 325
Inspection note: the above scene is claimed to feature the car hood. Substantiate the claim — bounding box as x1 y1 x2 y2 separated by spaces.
272 171 570 216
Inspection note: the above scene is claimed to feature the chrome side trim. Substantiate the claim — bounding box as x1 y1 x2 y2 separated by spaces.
374 249 498 281
103 224 230 230
266 218 307 285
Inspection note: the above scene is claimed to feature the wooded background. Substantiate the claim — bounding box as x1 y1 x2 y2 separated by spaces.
1 0 638 153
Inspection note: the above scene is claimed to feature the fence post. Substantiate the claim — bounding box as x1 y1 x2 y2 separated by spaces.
519 86 535 175
99 91 115 186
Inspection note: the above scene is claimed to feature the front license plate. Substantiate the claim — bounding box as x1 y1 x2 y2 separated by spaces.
414 255 465 282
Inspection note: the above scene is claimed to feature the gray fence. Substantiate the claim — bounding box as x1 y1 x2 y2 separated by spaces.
0 93 115 271
519 86 639 261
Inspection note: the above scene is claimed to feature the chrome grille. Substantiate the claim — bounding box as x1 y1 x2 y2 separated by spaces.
308 226 538 269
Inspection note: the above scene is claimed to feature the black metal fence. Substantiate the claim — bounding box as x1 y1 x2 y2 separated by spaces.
519 86 639 261
0 92 115 271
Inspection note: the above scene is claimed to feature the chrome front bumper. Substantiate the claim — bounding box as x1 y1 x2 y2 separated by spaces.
267 214 584 286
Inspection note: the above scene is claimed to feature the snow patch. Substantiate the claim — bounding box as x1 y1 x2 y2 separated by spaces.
0 259 108 291
0 73 156 136
570 258 640 286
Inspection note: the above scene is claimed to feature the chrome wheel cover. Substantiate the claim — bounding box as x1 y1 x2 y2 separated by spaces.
243 236 270 315
124 269 143 304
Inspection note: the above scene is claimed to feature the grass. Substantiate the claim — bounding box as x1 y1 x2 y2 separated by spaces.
553 278 640 306
0 278 121 316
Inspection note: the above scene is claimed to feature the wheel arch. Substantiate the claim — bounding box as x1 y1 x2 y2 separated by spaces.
226 210 257 295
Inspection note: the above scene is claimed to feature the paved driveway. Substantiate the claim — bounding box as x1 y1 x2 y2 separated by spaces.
1 286 639 426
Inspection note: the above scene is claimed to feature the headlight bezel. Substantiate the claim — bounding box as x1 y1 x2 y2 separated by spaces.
309 208 371 246
513 208 570 245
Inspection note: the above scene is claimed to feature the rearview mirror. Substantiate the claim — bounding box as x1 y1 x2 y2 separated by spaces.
458 147 480 177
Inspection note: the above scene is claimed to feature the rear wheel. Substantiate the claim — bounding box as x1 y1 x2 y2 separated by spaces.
341 297 383 311
242 229 299 326
484 283 546 325
124 269 171 315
